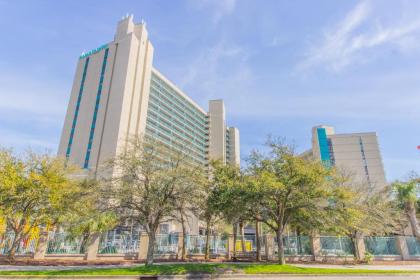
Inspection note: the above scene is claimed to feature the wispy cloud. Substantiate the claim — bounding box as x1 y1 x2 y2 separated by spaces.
0 127 57 152
191 0 237 24
230 87 420 121
0 70 67 152
298 1 420 72
177 40 254 105
0 72 67 122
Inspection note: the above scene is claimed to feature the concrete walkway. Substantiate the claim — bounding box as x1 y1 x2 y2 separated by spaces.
294 263 420 271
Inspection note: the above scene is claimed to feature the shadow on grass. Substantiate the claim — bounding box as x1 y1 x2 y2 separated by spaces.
0 263 240 276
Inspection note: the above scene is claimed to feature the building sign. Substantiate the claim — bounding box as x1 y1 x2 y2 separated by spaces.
79 44 108 59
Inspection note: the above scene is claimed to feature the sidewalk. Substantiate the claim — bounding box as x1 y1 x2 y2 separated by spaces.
295 263 420 271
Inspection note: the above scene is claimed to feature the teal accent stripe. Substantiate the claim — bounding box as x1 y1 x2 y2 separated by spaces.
66 57 90 158
83 48 109 169
80 44 108 59
317 128 331 167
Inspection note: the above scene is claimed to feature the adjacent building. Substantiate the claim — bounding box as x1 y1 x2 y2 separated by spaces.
308 125 387 189
58 15 240 177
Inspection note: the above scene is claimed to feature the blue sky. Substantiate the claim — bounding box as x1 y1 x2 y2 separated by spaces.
0 0 419 181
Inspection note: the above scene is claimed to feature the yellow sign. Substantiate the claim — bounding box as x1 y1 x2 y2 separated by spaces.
235 240 252 251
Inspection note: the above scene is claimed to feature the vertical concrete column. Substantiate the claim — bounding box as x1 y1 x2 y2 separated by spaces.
227 234 234 259
208 100 226 163
264 234 274 261
85 233 101 261
177 233 184 259
396 236 410 260
33 231 49 260
354 235 366 261
310 234 321 261
137 232 149 261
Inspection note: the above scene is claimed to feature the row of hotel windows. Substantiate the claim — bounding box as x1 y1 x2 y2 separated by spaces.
148 95 208 140
148 87 209 137
145 117 207 157
151 75 207 124
145 126 207 165
147 99 208 145
146 111 207 153
151 74 207 125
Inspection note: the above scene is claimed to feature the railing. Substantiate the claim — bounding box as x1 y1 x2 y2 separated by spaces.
285 236 312 256
154 234 178 255
364 236 399 256
0 232 37 255
46 232 85 254
320 236 354 256
98 229 140 254
185 235 227 255
185 235 204 255
405 236 420 256
274 236 312 256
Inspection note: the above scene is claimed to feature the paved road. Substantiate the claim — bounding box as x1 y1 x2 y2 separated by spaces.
214 276 420 280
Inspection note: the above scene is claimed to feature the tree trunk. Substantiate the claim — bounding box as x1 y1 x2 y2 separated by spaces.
352 236 360 261
239 221 246 252
406 202 420 241
255 220 261 261
296 228 302 255
80 229 91 254
232 223 237 259
204 220 211 260
146 231 156 265
180 213 187 261
7 231 23 262
276 228 285 265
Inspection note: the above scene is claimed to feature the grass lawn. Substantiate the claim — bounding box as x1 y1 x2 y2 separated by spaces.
0 263 418 276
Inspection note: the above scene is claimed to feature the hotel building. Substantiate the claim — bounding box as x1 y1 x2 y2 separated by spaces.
58 15 240 176
307 125 387 189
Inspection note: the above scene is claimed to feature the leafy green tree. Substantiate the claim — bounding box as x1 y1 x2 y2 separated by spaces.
317 171 398 260
195 161 222 261
0 149 103 260
171 166 204 261
246 139 331 264
103 138 202 265
393 175 420 240
243 174 266 261
57 179 118 252
209 162 251 259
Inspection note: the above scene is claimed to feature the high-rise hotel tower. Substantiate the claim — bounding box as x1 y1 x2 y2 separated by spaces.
58 15 240 174
308 125 387 189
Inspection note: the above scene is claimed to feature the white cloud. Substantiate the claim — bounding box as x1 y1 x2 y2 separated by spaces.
298 1 420 72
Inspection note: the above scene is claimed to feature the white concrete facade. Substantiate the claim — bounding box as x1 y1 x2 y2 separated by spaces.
58 15 240 177
311 125 387 189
